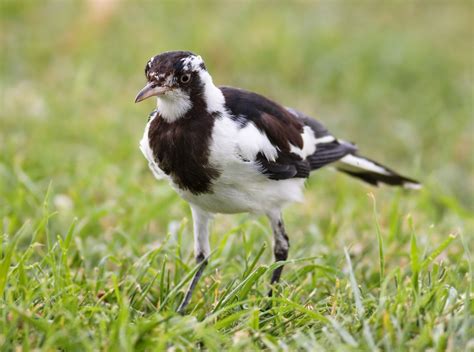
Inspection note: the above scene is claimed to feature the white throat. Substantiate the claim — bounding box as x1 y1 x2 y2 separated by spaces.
156 69 225 123
156 89 192 123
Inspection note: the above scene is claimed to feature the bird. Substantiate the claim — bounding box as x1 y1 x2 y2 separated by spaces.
134 50 420 314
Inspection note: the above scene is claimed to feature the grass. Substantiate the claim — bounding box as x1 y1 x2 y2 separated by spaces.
1 1 473 350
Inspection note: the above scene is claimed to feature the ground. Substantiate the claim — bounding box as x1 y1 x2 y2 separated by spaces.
0 1 472 351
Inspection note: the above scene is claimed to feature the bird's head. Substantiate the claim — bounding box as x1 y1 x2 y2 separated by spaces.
135 51 223 122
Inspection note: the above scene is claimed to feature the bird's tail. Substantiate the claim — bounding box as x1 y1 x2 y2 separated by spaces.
335 154 421 190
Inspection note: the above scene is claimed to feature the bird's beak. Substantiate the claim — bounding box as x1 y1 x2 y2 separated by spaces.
134 82 170 103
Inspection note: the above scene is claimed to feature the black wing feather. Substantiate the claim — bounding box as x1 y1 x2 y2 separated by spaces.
256 153 311 180
307 141 357 170
286 107 331 138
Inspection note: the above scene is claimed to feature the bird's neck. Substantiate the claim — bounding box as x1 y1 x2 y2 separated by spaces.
199 70 225 114
156 70 225 123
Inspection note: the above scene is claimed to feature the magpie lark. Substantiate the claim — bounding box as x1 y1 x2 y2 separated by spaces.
135 51 420 314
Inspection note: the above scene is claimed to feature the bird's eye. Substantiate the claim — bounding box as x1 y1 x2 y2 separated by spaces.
180 73 191 84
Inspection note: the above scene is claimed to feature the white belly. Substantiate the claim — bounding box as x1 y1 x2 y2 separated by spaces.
179 167 305 214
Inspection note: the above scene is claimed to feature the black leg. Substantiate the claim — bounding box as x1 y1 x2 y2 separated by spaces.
267 212 290 296
177 253 208 314
176 206 212 314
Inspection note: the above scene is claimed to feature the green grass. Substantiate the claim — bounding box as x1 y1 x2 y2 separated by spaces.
1 1 473 350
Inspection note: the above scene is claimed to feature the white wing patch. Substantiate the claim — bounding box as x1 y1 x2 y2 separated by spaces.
314 135 336 144
236 122 279 162
289 125 317 159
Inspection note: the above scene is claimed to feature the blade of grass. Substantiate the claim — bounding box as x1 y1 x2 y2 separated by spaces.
459 233 472 346
369 193 384 285
344 247 365 318
328 317 358 347
0 222 28 296
421 233 457 270
409 216 420 295
242 242 266 278
213 266 267 311
157 252 215 312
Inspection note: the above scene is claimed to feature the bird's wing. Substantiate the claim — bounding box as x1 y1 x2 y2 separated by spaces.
285 108 357 170
220 87 355 180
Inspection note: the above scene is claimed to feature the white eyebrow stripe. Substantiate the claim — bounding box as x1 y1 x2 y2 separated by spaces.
181 55 204 71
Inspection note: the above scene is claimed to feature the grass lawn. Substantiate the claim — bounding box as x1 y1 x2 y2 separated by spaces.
1 1 472 350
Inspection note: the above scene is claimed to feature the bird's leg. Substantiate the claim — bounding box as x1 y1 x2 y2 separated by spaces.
176 206 212 314
176 254 207 314
267 211 290 296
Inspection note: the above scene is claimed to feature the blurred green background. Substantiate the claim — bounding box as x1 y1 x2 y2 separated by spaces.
1 1 472 349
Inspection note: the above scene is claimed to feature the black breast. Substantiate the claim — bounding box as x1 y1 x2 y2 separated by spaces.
148 112 220 195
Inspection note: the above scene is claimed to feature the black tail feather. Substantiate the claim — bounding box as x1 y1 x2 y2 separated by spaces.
336 154 421 189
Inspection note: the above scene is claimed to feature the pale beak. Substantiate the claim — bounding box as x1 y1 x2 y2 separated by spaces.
134 82 170 103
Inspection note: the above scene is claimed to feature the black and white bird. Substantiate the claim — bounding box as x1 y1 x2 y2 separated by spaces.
135 51 420 313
